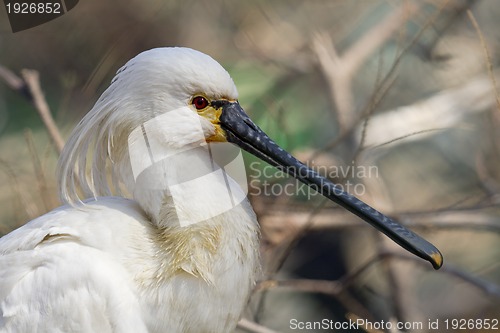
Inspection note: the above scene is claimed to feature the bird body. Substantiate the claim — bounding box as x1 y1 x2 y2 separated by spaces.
0 196 259 333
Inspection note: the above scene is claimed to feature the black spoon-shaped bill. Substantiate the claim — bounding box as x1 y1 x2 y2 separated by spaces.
217 101 443 270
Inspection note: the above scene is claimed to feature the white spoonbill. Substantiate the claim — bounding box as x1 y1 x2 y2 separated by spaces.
0 47 442 333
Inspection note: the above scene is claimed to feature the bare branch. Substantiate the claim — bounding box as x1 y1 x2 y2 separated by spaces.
255 278 374 322
384 253 500 298
0 65 25 91
21 69 65 154
24 129 57 212
356 70 500 150
260 207 500 246
467 9 500 114
0 65 66 154
0 160 39 223
343 3 418 76
237 318 281 333
311 3 419 131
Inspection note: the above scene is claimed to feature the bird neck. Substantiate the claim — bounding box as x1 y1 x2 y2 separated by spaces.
124 143 247 230
152 222 223 284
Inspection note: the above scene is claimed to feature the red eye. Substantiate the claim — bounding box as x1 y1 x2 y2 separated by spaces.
192 96 209 110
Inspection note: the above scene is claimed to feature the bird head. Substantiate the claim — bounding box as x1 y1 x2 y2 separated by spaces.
58 47 442 269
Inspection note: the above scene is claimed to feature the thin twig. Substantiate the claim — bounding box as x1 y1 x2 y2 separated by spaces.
256 278 343 295
270 198 328 273
475 152 500 197
312 3 419 131
21 69 65 154
314 0 452 160
259 207 500 250
354 73 399 160
237 318 281 333
378 234 406 324
340 251 500 299
255 278 374 322
355 50 386 161
467 9 500 113
0 160 39 224
24 129 54 212
384 252 500 298
255 197 329 322
0 65 65 154
0 65 26 91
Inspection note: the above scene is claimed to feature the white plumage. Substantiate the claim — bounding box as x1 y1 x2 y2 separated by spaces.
0 48 260 333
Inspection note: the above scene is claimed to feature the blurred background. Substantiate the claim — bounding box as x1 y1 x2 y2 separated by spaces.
1 0 500 332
